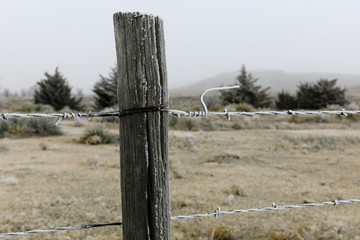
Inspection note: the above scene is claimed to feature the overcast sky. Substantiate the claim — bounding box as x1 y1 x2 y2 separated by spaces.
0 0 359 94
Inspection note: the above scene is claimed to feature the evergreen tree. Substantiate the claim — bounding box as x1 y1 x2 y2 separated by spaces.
93 67 118 110
221 65 272 108
297 79 347 109
34 67 83 111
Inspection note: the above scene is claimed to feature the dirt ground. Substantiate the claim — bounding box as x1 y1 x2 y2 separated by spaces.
1 119 360 239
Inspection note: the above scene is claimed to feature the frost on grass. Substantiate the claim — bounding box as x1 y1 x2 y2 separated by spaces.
278 134 360 152
0 176 19 186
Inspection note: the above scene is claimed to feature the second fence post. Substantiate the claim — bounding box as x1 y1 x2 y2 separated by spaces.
113 12 170 239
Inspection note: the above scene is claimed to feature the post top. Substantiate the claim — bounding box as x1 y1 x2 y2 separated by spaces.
113 12 158 20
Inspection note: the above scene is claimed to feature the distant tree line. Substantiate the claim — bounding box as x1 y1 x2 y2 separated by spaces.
220 65 348 110
30 65 348 112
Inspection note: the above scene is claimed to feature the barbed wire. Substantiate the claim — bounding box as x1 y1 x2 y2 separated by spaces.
0 111 119 125
171 198 360 220
1 86 359 124
1 198 359 238
1 109 359 126
0 222 122 238
168 109 360 119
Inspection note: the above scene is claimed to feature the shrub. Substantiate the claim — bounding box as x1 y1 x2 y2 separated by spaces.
210 225 235 240
288 115 330 124
227 103 255 112
79 125 118 144
169 116 197 131
0 119 62 138
0 121 9 137
283 134 360 151
209 104 224 112
183 119 196 131
12 104 54 113
169 115 178 128
345 113 360 122
27 119 62 136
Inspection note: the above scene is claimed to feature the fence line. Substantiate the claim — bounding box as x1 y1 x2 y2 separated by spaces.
1 86 359 124
1 86 360 238
1 198 360 238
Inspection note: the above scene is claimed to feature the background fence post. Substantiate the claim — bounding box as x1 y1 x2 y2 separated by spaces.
113 12 170 239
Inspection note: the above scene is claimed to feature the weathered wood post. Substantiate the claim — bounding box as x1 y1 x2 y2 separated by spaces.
113 12 170 239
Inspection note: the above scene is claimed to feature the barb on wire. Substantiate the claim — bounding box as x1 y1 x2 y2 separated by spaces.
171 198 360 220
200 85 240 115
0 222 122 238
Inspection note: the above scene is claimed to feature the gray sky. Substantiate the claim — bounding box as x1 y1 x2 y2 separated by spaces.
1 0 359 94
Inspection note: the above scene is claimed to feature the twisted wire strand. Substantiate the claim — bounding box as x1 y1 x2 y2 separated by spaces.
0 111 119 120
0 222 122 238
168 109 360 119
0 111 119 125
1 109 359 123
171 198 360 220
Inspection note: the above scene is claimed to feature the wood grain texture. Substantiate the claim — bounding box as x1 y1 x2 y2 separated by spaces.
113 12 170 240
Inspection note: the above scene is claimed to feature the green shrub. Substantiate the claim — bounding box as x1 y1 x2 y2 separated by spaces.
0 121 9 137
210 225 235 240
0 118 62 138
283 134 360 151
288 115 330 124
12 104 54 113
346 113 360 122
168 116 197 131
227 103 255 112
169 115 178 128
79 125 118 144
209 104 224 112
183 119 195 130
27 119 62 136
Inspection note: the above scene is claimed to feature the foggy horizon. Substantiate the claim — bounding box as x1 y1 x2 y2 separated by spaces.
1 0 360 94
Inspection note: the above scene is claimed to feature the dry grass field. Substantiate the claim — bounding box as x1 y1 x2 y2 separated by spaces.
1 117 360 239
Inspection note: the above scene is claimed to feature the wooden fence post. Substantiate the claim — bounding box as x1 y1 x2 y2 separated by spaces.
113 12 170 240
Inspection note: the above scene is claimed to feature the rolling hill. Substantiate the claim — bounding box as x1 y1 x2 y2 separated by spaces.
170 70 360 97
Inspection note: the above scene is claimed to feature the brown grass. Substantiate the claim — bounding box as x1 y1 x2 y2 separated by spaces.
1 119 360 239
